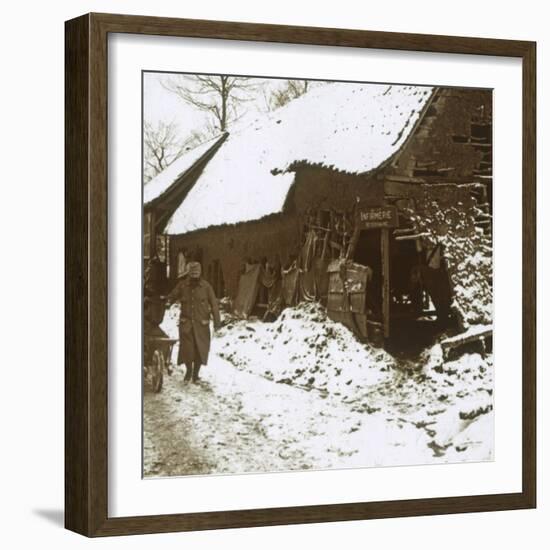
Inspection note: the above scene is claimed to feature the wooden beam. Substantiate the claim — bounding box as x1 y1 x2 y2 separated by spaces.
394 232 430 241
381 228 390 338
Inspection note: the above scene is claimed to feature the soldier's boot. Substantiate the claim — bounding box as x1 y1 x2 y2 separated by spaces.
183 363 193 383
192 364 201 383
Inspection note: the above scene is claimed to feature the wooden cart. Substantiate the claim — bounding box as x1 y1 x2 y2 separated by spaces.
143 296 176 393
143 334 177 393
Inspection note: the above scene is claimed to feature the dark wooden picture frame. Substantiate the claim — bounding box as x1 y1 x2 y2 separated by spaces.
65 12 536 537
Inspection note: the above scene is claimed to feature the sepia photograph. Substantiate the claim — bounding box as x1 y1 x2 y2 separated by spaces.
142 72 493 478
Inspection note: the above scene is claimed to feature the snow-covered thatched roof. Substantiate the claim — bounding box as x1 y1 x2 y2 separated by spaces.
157 82 434 235
143 135 225 205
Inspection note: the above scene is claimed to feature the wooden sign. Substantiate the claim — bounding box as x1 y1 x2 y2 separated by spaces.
356 205 398 229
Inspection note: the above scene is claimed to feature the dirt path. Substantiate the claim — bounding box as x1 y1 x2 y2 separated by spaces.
143 382 214 477
143 358 321 477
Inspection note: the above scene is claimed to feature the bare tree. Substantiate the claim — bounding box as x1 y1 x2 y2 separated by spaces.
143 120 203 183
269 80 310 110
161 75 260 133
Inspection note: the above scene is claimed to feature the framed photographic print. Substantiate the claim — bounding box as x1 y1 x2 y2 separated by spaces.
65 13 536 536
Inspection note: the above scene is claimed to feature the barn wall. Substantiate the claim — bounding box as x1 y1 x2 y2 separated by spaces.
289 166 383 213
390 88 492 180
169 214 302 297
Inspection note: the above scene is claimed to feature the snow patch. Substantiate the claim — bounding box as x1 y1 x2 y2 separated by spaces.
216 302 394 400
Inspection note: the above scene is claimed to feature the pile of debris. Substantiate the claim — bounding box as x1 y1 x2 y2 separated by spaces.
405 193 493 328
216 302 395 400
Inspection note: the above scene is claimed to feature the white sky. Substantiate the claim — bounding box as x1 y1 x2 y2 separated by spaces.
144 72 205 134
143 72 315 142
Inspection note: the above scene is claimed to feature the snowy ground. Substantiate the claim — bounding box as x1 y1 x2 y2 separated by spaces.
144 303 493 477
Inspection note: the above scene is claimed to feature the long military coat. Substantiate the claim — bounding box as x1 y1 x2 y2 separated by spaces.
167 277 221 366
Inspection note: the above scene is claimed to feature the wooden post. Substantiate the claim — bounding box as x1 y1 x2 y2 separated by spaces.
346 225 360 260
381 228 390 338
165 235 170 279
143 210 153 259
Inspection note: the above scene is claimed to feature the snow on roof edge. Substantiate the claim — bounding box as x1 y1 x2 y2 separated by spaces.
143 134 226 205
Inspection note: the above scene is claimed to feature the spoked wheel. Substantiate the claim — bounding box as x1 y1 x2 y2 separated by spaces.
151 349 164 393
164 349 173 376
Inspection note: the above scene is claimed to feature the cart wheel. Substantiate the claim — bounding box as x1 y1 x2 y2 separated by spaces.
151 350 164 393
164 350 173 375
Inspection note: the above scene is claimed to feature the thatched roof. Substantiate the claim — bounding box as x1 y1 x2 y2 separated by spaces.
147 82 435 235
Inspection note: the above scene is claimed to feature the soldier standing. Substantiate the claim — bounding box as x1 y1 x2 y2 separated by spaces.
166 261 221 384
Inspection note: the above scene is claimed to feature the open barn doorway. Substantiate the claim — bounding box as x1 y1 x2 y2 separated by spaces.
386 235 453 356
353 229 382 318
